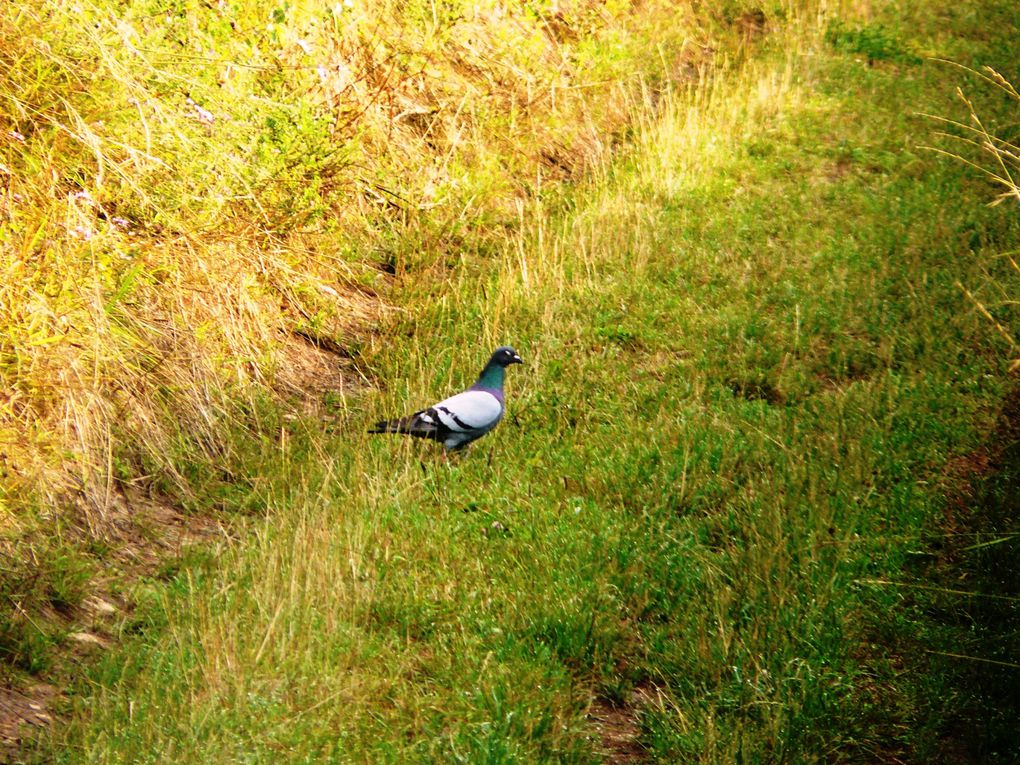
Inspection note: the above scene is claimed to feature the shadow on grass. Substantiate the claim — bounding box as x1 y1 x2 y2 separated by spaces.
903 386 1020 763
850 386 1020 763
925 387 1020 762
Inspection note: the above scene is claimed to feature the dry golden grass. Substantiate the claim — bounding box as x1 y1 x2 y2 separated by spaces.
0 0 738 533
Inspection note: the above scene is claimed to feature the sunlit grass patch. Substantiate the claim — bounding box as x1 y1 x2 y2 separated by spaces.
1 0 751 689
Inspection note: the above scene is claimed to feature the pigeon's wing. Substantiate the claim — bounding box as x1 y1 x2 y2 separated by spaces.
427 390 503 432
369 390 502 444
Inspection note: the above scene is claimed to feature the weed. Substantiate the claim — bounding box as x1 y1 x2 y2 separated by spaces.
825 20 922 66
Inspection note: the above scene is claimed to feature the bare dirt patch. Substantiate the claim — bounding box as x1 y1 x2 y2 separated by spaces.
0 486 228 760
276 331 370 416
588 683 658 763
0 684 55 760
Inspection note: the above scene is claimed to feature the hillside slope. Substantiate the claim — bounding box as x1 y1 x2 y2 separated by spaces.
5 0 1020 761
1 0 743 727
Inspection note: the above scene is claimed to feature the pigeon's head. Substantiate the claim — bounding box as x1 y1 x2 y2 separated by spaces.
489 346 523 367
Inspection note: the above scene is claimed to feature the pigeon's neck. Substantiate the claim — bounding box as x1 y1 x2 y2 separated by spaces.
473 363 505 391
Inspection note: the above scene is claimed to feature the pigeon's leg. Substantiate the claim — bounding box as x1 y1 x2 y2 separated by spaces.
444 445 469 467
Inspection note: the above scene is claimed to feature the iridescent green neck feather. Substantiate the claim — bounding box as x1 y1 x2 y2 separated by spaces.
474 363 506 390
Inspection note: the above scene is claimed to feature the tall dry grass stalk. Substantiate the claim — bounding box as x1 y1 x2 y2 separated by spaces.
924 64 1020 370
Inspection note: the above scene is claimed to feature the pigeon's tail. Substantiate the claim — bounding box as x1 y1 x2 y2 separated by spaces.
368 415 437 439
367 418 402 434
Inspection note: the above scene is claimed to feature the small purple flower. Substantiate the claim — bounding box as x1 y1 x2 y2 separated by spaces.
186 97 215 125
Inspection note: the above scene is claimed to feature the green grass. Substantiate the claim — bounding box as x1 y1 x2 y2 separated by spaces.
12 0 1020 762
0 0 742 679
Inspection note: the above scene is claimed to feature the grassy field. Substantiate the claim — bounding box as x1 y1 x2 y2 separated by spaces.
4 0 1020 762
1 0 726 684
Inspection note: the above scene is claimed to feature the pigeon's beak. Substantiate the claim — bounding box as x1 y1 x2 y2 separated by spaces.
511 353 523 365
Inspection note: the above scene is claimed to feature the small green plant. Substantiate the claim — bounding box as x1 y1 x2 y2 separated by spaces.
825 21 922 65
0 542 91 674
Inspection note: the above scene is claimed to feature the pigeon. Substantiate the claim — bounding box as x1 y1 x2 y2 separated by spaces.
369 346 523 451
